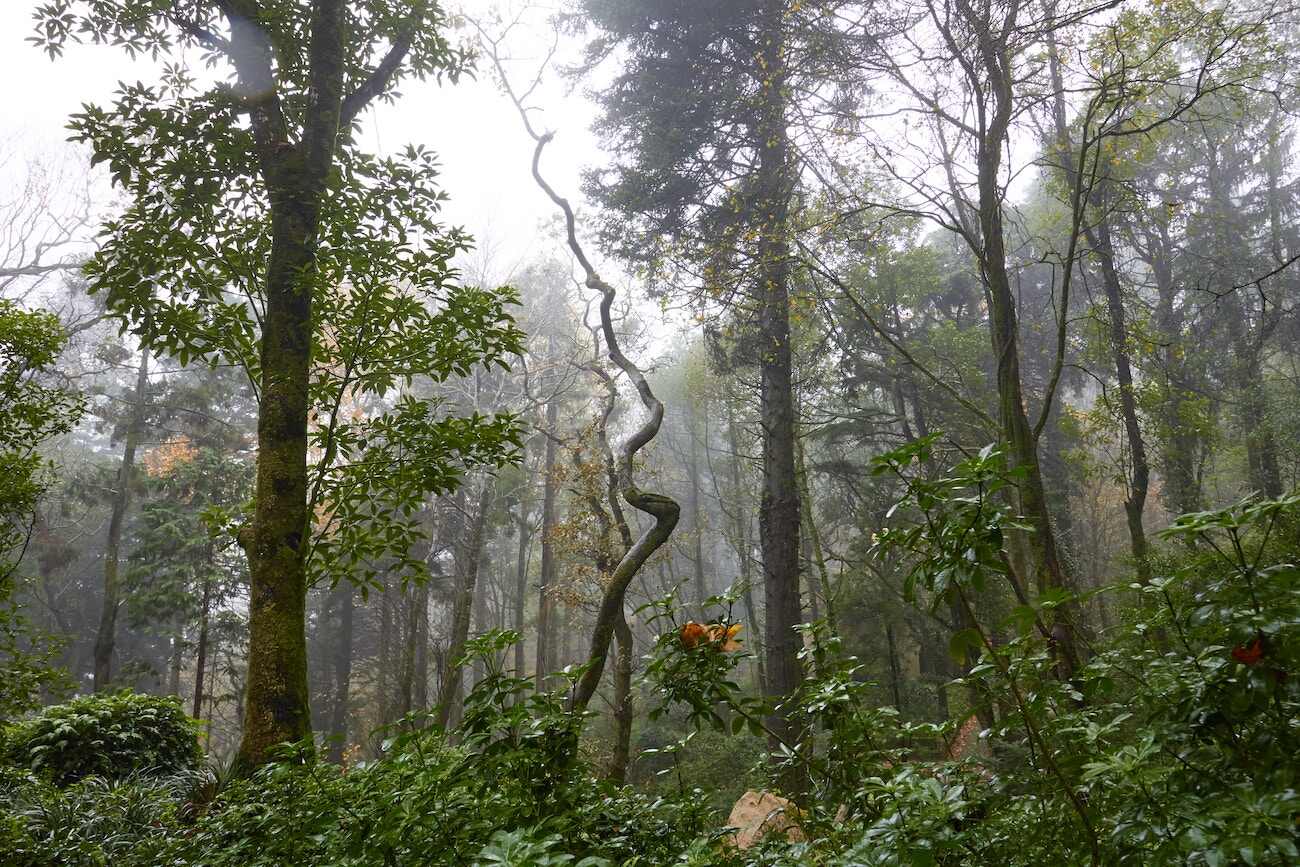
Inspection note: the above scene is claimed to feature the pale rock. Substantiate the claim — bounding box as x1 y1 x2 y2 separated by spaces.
726 789 805 850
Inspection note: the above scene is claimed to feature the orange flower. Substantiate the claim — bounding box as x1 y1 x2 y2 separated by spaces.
682 621 744 652
680 621 707 648
707 622 744 652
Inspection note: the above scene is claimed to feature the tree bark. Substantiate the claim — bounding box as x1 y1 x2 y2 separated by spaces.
193 562 214 719
377 583 394 726
93 348 150 691
235 0 348 770
796 439 836 631
398 584 417 717
413 580 430 710
753 0 804 787
725 397 766 694
496 61 680 742
972 5 1080 678
326 582 354 762
1145 220 1202 517
535 401 560 689
1094 207 1152 580
608 612 634 785
436 480 494 729
512 501 533 684
687 399 709 614
1045 40 1150 582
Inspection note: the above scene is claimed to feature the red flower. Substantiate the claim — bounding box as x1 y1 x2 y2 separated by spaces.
1231 637 1264 666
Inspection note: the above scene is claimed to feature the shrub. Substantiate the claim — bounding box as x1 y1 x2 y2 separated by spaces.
0 771 183 867
158 633 718 866
2 691 201 785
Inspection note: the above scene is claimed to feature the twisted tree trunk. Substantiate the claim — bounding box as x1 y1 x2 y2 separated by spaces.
492 75 681 716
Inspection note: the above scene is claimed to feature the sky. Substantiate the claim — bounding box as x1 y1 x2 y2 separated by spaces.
2 1 603 286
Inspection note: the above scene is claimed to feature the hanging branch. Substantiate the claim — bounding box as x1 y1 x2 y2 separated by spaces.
481 29 679 714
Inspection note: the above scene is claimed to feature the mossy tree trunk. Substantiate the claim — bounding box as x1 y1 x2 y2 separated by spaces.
230 0 345 770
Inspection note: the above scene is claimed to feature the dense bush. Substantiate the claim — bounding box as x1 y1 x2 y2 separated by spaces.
0 767 181 867
0 636 719 867
1 691 201 785
0 491 1295 866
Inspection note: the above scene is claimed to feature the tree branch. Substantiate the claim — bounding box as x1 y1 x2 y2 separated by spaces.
340 29 415 127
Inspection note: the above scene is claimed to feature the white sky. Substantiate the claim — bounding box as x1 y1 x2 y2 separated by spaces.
2 1 602 286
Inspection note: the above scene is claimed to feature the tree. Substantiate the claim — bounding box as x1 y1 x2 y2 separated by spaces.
481 31 681 735
92 348 149 690
575 0 842 778
0 300 81 718
1040 0 1283 580
37 0 523 768
435 475 496 729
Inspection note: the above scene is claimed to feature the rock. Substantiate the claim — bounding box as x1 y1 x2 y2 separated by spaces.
726 790 806 850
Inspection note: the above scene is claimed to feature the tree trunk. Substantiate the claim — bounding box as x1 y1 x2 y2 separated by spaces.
607 612 634 785
326 583 354 762
1046 41 1149 581
437 480 494 728
168 624 183 698
796 439 836 631
93 348 150 692
399 584 417 717
193 564 214 719
513 506 532 684
687 400 709 614
413 581 430 711
235 0 348 770
1094 206 1152 581
725 398 766 694
1147 223 1202 517
754 0 804 789
378 584 394 726
885 623 904 711
535 402 560 689
974 24 1080 678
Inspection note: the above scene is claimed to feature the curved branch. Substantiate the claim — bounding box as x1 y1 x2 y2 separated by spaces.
485 32 679 713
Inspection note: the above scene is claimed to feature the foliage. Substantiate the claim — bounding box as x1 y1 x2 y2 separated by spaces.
0 632 712 866
0 300 81 719
36 2 526 597
0 488 1297 864
2 691 201 786
0 767 181 867
127 444 251 631
841 446 1300 866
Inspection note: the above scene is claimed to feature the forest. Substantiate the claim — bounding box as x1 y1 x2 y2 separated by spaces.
1 0 1298 864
